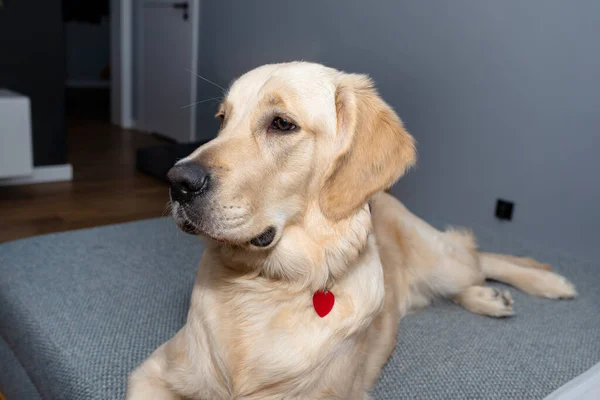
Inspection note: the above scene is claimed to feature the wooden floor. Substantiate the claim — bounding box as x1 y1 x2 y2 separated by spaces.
0 112 172 243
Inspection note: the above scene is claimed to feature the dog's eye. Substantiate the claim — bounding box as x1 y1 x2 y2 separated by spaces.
270 117 297 132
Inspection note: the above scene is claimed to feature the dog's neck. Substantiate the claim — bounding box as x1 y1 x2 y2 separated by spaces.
212 203 373 292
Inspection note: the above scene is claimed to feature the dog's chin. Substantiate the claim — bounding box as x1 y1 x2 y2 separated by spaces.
173 216 222 241
174 214 277 248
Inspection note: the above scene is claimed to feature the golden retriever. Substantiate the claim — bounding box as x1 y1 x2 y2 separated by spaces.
127 62 576 399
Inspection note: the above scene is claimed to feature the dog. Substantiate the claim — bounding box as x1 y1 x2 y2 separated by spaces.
127 62 577 399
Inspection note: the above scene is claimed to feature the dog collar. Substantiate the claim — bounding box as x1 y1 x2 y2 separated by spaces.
313 290 335 318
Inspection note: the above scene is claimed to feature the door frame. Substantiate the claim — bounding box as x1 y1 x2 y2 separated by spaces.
110 0 133 128
111 0 200 141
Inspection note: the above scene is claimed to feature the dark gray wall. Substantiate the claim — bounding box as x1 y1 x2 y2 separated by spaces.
0 0 67 167
195 0 600 260
65 19 110 83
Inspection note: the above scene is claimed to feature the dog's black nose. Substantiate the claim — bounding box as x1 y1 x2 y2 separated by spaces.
167 163 210 203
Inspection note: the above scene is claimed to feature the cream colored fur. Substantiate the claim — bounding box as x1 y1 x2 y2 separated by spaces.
127 62 577 400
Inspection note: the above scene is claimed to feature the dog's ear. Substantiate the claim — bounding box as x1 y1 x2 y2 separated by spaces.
319 73 416 220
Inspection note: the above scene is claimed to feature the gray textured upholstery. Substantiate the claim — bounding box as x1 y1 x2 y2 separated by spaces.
0 336 41 400
1 218 599 399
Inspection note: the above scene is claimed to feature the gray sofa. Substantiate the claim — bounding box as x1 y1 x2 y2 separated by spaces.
1 218 599 399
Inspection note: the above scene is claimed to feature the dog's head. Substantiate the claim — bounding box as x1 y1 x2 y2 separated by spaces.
168 62 416 249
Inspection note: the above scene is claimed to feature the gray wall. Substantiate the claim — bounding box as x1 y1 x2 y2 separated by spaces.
195 0 600 260
65 19 110 83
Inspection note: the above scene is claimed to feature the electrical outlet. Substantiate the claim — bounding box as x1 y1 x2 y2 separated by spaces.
495 199 514 221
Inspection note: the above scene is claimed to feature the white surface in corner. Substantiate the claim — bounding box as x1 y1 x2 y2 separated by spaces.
0 164 73 186
0 89 33 178
544 362 600 400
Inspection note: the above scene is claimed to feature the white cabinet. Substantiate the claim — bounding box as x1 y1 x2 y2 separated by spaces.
0 89 33 178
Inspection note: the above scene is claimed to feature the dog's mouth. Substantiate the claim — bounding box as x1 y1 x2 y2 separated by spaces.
249 226 276 247
180 218 198 235
173 204 276 248
174 212 226 243
172 206 200 235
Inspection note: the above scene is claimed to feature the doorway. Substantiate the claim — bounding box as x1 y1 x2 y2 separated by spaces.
63 0 111 120
112 0 200 143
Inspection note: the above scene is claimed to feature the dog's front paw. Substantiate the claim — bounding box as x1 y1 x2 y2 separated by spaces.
455 286 514 318
481 287 515 317
529 272 577 299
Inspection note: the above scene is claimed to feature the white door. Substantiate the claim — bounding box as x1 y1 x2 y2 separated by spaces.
138 0 199 142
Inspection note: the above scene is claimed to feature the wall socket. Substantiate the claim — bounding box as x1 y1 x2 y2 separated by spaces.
495 199 514 221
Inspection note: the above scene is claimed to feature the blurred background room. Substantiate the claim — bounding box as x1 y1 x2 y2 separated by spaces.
1 1 598 260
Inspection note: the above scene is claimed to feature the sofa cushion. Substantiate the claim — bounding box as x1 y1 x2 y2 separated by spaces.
0 219 201 399
1 217 599 399
0 335 41 400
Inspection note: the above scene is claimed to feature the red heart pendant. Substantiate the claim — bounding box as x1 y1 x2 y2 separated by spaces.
313 290 335 318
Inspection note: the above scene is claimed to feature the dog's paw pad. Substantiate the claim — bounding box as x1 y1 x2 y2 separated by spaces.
476 287 514 317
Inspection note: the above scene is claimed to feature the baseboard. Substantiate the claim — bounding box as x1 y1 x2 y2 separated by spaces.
0 164 73 186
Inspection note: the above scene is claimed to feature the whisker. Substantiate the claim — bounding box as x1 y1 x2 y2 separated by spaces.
181 96 222 109
186 69 226 92
162 201 173 217
162 199 176 217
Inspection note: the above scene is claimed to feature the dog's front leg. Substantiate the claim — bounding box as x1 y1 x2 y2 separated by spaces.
126 341 182 400
127 327 222 400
